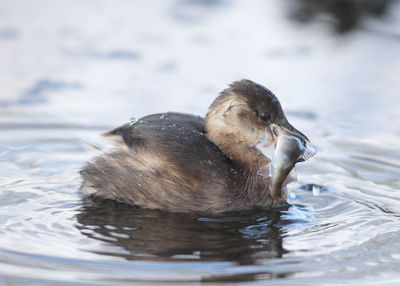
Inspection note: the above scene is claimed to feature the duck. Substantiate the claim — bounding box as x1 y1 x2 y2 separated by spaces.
80 79 316 214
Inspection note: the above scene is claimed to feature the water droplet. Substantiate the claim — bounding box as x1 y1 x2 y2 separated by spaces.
312 185 321 196
138 172 143 177
129 117 137 126
207 160 213 165
160 114 165 119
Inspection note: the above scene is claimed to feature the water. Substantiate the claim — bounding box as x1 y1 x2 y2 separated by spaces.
1 0 400 285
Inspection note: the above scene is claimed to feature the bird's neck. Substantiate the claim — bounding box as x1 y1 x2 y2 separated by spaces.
205 125 276 210
205 128 269 170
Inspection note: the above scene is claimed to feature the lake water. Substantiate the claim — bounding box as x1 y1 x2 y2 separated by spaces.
1 0 400 285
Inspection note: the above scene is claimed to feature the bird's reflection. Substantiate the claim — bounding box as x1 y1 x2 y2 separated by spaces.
76 197 292 279
288 0 393 33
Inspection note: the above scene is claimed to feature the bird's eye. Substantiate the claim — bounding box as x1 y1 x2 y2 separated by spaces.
259 112 271 121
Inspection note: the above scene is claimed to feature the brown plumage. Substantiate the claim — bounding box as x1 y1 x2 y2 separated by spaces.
80 79 313 214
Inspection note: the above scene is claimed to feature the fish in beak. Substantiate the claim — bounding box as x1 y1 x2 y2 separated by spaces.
269 122 317 201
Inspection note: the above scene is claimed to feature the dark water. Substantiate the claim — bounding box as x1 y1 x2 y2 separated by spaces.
1 0 400 285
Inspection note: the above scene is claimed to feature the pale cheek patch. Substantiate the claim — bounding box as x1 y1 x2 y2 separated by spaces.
221 99 242 117
206 98 244 139
207 96 271 148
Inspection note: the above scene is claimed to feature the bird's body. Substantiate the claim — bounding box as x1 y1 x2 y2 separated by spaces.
81 80 315 214
81 112 274 213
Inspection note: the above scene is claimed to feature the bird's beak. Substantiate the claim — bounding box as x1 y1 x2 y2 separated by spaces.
269 122 316 201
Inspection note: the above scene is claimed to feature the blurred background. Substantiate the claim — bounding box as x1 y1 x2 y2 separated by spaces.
0 1 400 285
1 0 399 136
